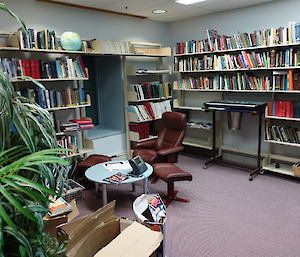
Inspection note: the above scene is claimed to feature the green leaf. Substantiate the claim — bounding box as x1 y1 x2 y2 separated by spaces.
0 203 17 231
3 226 33 257
2 178 49 202
0 217 3 252
0 182 36 222
19 245 26 257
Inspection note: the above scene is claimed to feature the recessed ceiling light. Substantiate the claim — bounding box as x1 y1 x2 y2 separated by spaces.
175 0 205 5
152 9 167 14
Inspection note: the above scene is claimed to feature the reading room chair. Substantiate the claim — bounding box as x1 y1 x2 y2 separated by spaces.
132 111 187 166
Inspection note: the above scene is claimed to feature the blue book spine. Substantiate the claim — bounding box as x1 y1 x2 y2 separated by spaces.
55 61 63 79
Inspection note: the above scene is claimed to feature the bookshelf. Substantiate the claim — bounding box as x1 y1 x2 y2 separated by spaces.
123 42 172 158
174 26 300 179
5 30 94 158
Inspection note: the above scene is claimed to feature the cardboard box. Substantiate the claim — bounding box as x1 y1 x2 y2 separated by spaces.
293 164 300 177
57 200 163 257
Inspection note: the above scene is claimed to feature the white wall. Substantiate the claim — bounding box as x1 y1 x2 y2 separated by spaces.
168 0 300 46
0 0 170 47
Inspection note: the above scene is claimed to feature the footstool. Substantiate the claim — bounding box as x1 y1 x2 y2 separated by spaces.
152 163 192 207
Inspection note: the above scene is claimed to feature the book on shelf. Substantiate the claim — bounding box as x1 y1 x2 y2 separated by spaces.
69 118 94 130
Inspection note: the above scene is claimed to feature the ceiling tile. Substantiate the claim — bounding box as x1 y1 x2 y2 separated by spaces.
202 0 275 12
151 8 214 23
47 0 123 8
101 0 171 14
131 2 195 18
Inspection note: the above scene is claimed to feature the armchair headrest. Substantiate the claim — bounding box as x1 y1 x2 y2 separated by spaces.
162 112 187 131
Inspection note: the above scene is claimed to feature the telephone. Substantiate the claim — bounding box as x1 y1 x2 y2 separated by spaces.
129 155 147 176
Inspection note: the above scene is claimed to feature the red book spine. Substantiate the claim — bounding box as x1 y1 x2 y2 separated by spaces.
34 60 41 79
77 57 87 78
281 101 286 117
286 101 291 118
275 100 280 117
21 60 31 76
290 101 294 118
29 60 36 79
143 103 155 120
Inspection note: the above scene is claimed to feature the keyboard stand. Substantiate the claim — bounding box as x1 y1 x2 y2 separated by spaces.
203 108 263 181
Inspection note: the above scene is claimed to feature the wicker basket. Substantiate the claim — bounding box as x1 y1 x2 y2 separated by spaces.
62 179 85 203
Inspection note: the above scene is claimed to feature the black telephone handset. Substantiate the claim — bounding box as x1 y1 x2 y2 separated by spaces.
129 155 147 177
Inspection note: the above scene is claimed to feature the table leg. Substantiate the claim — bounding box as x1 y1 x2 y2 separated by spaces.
95 182 100 198
143 177 148 194
102 184 108 206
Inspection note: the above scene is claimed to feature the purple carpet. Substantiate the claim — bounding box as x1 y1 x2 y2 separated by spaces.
76 153 300 257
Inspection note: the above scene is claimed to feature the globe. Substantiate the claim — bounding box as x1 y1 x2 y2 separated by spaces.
60 31 82 51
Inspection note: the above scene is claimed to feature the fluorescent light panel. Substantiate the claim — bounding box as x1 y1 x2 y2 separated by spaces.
175 0 205 5
152 9 167 14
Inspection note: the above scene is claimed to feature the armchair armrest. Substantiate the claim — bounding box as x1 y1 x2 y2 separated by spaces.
156 146 184 156
135 139 156 149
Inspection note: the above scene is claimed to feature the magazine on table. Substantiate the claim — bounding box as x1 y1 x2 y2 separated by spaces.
103 172 129 184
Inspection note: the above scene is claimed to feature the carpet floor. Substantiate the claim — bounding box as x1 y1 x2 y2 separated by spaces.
75 153 300 257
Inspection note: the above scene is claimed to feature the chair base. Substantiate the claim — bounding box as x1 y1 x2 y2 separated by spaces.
151 176 159 184
164 190 190 207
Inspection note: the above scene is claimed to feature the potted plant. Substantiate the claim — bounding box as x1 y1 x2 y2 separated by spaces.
0 2 71 256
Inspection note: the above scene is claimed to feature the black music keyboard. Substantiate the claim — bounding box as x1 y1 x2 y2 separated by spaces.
204 100 267 112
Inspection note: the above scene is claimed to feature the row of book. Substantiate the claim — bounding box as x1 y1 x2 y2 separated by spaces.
19 28 65 50
128 81 171 100
265 122 300 145
18 88 87 109
88 39 134 54
267 101 300 118
174 71 300 91
270 48 300 68
174 55 214 72
126 100 172 122
57 135 78 157
175 22 300 54
0 56 87 80
174 51 268 72
173 73 271 91
215 51 268 70
272 70 300 91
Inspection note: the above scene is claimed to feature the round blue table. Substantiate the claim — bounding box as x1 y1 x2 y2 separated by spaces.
85 160 153 206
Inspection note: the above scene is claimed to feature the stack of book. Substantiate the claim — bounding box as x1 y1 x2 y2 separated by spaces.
70 118 94 130
60 121 79 132
48 197 73 217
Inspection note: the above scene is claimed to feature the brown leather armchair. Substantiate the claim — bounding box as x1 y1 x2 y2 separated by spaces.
133 111 187 164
